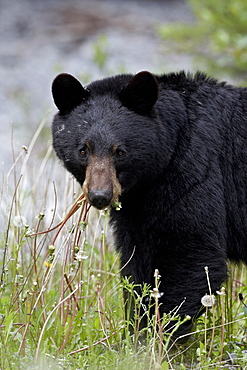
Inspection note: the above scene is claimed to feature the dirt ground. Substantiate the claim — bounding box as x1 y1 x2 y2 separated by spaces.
0 0 194 170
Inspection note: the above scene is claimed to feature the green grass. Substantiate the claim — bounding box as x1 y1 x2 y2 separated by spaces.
1 117 247 370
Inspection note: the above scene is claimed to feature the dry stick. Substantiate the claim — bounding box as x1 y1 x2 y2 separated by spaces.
150 269 162 368
73 198 88 250
97 213 108 339
60 200 89 327
219 291 226 365
71 202 90 307
47 181 58 233
33 183 58 277
97 286 111 350
19 114 50 198
204 266 216 358
1 176 22 287
32 183 58 284
30 194 86 318
18 322 31 356
51 194 86 243
27 221 64 237
27 194 86 317
57 285 79 356
28 193 86 238
32 217 44 279
30 143 53 198
33 195 88 344
154 271 163 365
18 279 43 355
64 274 80 311
61 250 77 326
60 218 77 325
35 286 79 362
9 125 25 194
58 269 85 356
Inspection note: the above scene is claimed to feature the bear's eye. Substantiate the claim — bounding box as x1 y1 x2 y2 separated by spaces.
79 146 87 157
115 148 125 157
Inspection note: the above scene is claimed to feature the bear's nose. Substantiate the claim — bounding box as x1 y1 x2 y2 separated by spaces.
88 189 113 210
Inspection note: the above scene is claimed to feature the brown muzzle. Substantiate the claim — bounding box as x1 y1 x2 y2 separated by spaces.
82 156 121 210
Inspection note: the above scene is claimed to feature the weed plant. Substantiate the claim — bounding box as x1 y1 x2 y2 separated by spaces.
0 117 247 369
158 0 247 83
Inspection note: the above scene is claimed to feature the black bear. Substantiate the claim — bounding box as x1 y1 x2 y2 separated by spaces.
51 70 247 340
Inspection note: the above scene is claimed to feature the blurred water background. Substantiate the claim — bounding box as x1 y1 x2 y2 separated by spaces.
0 0 194 171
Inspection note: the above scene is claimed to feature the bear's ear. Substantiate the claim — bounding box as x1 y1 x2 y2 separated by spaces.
52 73 89 113
120 71 158 114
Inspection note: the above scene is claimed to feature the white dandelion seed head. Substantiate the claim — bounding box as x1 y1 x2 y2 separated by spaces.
13 215 27 228
201 294 216 307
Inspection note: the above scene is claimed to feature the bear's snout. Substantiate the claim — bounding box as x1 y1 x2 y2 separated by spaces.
88 189 113 210
82 155 122 210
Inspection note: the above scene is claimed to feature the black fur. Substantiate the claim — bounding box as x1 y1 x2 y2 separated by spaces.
52 71 247 338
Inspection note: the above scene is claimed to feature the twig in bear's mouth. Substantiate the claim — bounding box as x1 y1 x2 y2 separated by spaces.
27 193 88 238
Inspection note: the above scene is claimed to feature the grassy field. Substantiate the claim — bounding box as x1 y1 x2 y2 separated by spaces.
0 117 247 370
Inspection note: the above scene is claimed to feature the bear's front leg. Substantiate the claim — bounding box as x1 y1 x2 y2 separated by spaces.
152 237 228 342
120 237 228 343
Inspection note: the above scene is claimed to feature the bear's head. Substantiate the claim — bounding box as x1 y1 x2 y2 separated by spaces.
52 71 162 210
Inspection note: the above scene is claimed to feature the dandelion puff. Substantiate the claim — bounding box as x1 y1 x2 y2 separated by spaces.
201 294 216 307
13 215 27 228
